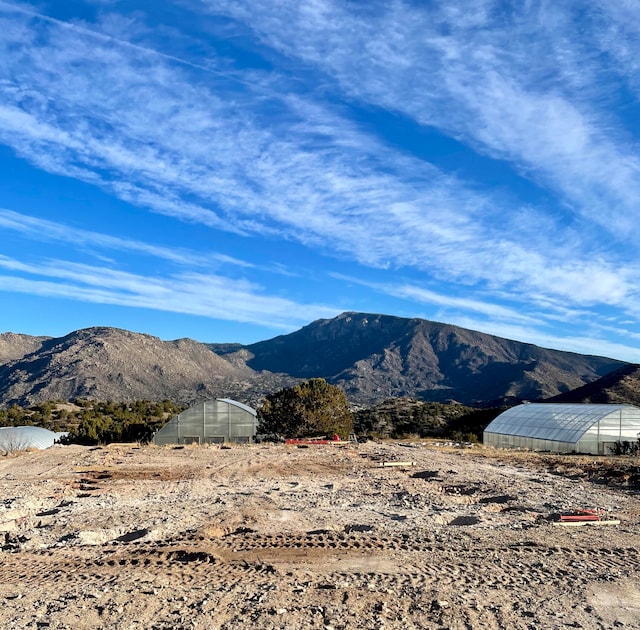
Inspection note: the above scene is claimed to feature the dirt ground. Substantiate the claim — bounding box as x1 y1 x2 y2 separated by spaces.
1 441 639 630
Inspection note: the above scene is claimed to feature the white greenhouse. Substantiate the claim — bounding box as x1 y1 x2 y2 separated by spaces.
152 398 257 446
0 426 68 452
483 403 640 455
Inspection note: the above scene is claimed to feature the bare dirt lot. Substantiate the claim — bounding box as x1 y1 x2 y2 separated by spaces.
1 441 639 629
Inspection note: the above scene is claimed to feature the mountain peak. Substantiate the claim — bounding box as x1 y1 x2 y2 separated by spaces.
244 312 624 406
0 312 627 408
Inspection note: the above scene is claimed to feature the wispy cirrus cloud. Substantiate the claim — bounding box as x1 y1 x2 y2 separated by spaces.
0 2 530 273
201 0 640 239
0 1 639 356
0 255 338 329
0 208 251 268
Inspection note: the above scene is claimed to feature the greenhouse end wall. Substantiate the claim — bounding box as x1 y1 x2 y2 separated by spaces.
153 399 257 446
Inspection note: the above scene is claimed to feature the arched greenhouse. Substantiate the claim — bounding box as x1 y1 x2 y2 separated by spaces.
152 398 257 446
483 403 640 455
0 426 68 452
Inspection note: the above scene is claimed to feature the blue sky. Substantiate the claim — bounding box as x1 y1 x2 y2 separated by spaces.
1 1 640 362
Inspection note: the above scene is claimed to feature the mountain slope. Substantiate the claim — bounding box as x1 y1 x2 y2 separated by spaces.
0 332 50 365
545 363 640 405
229 312 625 406
0 327 292 407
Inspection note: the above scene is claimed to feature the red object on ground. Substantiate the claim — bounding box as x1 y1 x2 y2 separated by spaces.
559 509 602 522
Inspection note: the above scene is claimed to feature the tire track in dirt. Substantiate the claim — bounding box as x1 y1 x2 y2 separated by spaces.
6 528 637 597
0 543 275 590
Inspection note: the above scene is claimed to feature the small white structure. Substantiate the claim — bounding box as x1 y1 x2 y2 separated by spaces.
483 403 640 455
152 398 257 446
0 426 67 452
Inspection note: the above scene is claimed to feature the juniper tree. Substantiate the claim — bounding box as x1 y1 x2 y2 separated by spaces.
258 378 353 438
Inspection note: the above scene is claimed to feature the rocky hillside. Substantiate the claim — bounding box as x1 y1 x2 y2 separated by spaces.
0 327 295 407
0 312 627 408
0 332 49 365
545 363 640 405
217 312 625 406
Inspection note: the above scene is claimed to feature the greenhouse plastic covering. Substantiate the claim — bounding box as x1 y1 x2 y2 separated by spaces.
483 403 640 454
153 398 257 445
0 426 67 451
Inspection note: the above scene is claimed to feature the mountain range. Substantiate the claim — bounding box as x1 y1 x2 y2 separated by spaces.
0 312 631 409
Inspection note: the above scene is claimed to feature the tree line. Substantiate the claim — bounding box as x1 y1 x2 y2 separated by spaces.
0 399 185 444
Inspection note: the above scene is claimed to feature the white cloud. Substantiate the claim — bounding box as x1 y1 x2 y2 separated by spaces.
202 0 640 239
0 1 639 351
0 208 251 268
0 255 339 329
0 6 508 274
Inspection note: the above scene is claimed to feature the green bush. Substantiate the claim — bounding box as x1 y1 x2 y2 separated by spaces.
258 378 353 438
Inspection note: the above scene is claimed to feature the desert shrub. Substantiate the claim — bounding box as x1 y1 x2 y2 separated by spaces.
610 439 640 456
0 428 33 455
0 404 29 427
258 378 353 438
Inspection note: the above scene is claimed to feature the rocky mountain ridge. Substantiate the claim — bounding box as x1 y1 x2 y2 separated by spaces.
546 363 640 406
0 327 295 408
0 312 628 408
217 312 626 406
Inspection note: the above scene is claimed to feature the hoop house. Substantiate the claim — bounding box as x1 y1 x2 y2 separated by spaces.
0 426 67 451
152 398 257 445
483 403 640 454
